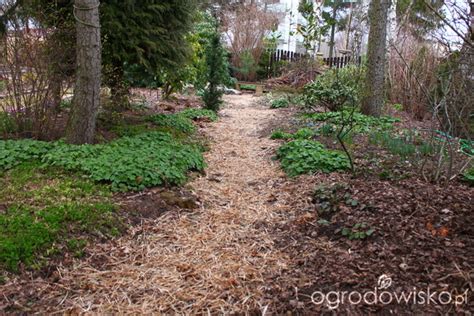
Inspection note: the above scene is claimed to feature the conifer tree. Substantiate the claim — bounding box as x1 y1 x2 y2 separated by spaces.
101 0 197 108
202 16 227 112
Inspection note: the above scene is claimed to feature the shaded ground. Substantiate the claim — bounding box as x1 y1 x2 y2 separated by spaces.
1 94 473 314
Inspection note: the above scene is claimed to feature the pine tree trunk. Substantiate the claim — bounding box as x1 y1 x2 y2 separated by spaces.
361 0 391 117
66 0 101 144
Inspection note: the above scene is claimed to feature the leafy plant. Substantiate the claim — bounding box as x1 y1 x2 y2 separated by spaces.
42 132 206 191
0 139 55 170
148 109 218 136
460 139 474 156
271 130 293 140
392 103 404 111
60 98 72 110
304 66 365 111
303 110 399 134
369 130 436 159
148 114 197 135
293 128 317 139
271 98 290 109
179 108 218 122
276 139 350 176
111 123 153 137
0 112 17 136
313 183 351 219
463 168 474 185
341 223 375 240
271 128 316 140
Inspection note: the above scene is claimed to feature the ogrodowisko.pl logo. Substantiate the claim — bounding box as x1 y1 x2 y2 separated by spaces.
310 275 470 310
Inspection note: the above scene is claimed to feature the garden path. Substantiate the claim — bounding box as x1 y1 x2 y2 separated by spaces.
26 94 299 314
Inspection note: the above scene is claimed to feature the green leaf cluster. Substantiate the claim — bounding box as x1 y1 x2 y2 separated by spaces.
0 112 18 137
276 139 350 176
41 132 205 191
304 66 365 110
0 139 55 170
179 108 218 122
271 98 290 109
148 108 218 135
369 131 436 159
462 168 474 186
341 223 375 240
303 110 400 134
148 114 197 135
271 128 316 140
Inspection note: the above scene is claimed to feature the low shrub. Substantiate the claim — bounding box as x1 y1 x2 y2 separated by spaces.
304 65 365 110
0 112 18 137
276 139 350 176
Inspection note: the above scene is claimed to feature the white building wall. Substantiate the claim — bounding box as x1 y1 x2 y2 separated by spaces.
267 0 370 57
267 0 306 53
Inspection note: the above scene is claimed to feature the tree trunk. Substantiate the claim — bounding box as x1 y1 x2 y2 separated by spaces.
328 4 337 60
66 0 101 144
361 0 391 117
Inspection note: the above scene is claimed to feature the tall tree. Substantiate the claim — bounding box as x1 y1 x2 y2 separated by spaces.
361 0 391 117
324 0 348 60
14 0 197 109
101 0 197 108
396 0 444 36
66 0 101 144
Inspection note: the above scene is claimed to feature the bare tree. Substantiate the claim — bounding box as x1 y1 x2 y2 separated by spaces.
0 0 73 140
222 3 279 81
361 0 391 117
66 0 101 144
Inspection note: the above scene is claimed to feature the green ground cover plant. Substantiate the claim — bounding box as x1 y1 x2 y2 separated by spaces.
302 110 400 134
276 139 350 176
1 109 213 191
271 128 316 140
0 164 121 271
271 98 290 109
368 130 436 159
